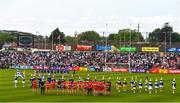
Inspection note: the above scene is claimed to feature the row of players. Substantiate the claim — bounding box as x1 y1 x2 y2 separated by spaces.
14 72 176 95
30 75 111 96
116 77 176 94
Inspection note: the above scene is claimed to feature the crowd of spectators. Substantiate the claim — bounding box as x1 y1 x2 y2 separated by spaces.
0 51 180 70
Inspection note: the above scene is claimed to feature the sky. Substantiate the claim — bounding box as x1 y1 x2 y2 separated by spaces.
0 0 179 36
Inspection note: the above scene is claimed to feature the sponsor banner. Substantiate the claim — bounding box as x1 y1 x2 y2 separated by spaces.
64 46 71 51
119 47 137 52
56 45 71 51
104 67 112 72
96 45 112 50
159 69 168 74
142 47 159 52
11 65 34 69
167 48 180 52
112 68 128 72
80 67 88 71
130 68 146 73
76 45 92 51
72 66 80 71
150 68 159 74
177 48 180 52
168 48 177 52
168 70 180 74
89 67 96 71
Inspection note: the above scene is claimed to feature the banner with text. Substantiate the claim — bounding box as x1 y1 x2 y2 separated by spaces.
119 47 137 52
112 68 128 72
96 45 112 50
130 68 146 73
142 47 159 52
76 45 92 51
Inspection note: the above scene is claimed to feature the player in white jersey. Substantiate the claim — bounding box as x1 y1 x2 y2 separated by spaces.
133 80 137 94
139 79 143 93
123 78 127 92
14 74 18 88
172 78 176 94
154 79 159 93
130 77 134 92
116 77 121 93
148 78 153 94
159 77 164 92
144 79 148 92
22 79 25 87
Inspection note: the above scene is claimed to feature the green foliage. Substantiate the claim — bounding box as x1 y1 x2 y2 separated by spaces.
49 28 66 44
108 29 144 44
0 32 16 48
78 31 100 43
64 35 76 43
0 32 16 43
149 23 180 42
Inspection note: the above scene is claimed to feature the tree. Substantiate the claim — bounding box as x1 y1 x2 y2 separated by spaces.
148 28 161 42
78 31 100 44
64 35 76 43
108 29 144 45
171 32 180 42
0 32 16 48
149 23 174 42
49 28 66 44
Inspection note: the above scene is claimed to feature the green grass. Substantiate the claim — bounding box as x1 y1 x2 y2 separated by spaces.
0 69 180 102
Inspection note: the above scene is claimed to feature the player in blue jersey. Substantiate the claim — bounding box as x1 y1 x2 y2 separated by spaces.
123 78 127 92
172 78 176 94
148 78 153 94
133 80 137 93
116 77 121 93
14 74 18 88
154 79 159 93
144 79 148 92
139 79 143 93
130 77 134 92
159 77 164 92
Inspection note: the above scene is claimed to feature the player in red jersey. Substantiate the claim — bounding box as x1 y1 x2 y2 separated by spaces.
105 77 111 95
101 80 106 95
78 77 83 95
32 79 37 94
62 80 67 95
83 80 87 95
46 80 51 95
51 79 57 95
72 81 77 95
98 80 105 95
93 77 98 96
67 80 72 95
88 80 93 96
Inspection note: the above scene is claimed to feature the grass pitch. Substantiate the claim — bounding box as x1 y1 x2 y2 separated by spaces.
0 69 180 102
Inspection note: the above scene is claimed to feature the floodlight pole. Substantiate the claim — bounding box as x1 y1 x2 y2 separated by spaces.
105 24 108 71
51 33 54 51
129 24 132 73
165 32 167 53
45 35 47 50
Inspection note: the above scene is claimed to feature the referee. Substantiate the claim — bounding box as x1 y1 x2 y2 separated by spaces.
40 80 45 95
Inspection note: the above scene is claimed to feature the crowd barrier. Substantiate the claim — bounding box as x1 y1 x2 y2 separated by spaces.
10 65 34 69
10 65 180 74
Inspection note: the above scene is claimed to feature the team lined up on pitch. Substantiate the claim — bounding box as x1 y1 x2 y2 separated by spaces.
14 70 176 95
29 75 176 95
